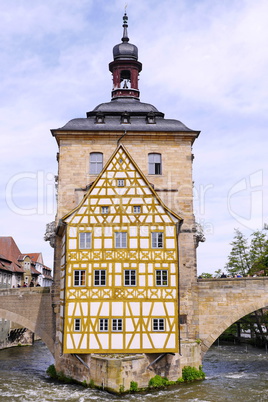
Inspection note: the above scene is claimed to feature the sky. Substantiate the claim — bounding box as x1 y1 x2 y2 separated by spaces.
1 0 267 274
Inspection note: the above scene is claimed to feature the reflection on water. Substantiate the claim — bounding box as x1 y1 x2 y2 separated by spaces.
0 341 267 401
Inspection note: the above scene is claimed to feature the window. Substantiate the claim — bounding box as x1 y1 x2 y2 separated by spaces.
74 270 86 286
74 318 81 332
99 318 108 332
94 270 106 286
79 232 91 249
90 152 103 174
112 319 123 332
101 206 109 214
152 232 164 248
124 270 136 286
117 179 125 187
152 318 165 331
148 153 162 175
133 206 141 213
156 270 168 286
115 232 127 248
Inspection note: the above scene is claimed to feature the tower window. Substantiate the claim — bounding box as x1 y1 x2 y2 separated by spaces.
74 270 86 286
156 270 168 286
152 232 164 248
74 318 81 332
112 319 123 332
124 270 136 286
90 152 103 174
101 206 109 214
117 179 125 187
133 206 141 213
115 232 127 248
94 270 106 286
148 153 162 175
152 318 165 331
99 318 109 332
79 232 91 249
120 70 131 88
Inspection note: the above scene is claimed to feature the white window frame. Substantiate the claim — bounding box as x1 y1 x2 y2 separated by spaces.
117 179 125 187
99 318 109 332
124 270 137 286
79 232 91 249
74 318 81 332
115 232 127 248
148 153 162 175
94 270 106 286
112 318 123 332
74 270 86 286
133 206 141 213
152 318 165 331
156 270 168 286
152 232 164 248
90 152 103 175
101 206 109 214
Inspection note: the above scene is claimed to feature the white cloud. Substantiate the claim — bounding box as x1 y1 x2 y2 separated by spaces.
0 0 267 273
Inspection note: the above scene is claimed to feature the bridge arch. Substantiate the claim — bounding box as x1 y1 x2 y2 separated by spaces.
198 278 268 357
0 288 55 356
0 308 55 355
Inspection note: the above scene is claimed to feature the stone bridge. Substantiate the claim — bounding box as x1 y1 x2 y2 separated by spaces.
0 278 268 359
0 287 55 355
198 277 268 356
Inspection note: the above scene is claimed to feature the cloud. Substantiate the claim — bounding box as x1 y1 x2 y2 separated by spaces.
0 0 267 273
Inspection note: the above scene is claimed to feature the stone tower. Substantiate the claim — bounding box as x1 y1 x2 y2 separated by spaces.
51 13 201 392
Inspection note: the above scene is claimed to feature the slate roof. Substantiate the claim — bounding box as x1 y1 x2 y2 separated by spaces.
51 98 200 136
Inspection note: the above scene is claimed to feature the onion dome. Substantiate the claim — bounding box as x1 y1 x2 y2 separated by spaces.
113 13 138 60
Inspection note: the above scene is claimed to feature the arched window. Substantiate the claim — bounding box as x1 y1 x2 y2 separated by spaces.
120 70 131 88
90 152 103 174
148 153 162 175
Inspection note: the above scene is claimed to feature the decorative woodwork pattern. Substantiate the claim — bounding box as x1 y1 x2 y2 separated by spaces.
61 145 181 353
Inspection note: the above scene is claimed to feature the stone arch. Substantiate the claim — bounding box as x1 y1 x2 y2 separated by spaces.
0 308 55 356
201 299 268 357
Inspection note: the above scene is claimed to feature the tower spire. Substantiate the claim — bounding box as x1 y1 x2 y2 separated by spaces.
122 12 129 43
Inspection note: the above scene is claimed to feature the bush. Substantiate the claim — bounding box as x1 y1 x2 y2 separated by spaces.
182 366 205 382
130 381 138 392
148 375 168 388
46 364 57 379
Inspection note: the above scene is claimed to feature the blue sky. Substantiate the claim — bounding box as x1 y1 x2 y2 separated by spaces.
1 0 267 273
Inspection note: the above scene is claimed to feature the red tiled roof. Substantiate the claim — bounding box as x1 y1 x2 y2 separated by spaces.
0 237 21 262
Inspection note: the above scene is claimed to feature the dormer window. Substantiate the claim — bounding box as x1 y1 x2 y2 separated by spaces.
121 112 130 124
146 112 156 124
95 112 105 124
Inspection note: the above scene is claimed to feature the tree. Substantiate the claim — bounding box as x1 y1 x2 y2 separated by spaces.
225 228 268 277
225 229 251 276
249 230 268 276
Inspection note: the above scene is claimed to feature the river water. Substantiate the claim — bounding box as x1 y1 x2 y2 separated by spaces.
0 341 267 401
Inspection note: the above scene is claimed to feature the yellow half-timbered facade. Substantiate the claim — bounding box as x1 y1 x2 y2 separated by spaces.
61 145 181 354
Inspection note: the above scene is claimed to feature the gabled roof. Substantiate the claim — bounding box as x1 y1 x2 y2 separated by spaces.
62 144 182 224
0 237 21 262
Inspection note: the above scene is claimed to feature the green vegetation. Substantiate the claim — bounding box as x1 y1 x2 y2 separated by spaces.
46 364 57 379
225 228 268 277
182 366 205 382
148 375 169 388
130 381 138 392
148 368 205 390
